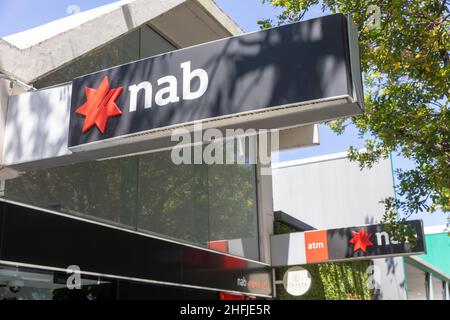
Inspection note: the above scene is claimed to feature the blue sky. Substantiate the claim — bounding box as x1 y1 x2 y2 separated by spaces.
0 0 447 226
0 0 115 37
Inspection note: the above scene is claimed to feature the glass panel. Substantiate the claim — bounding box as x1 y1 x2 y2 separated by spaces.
33 29 140 89
137 150 209 246
3 146 259 260
4 157 138 228
140 25 176 59
137 143 259 259
208 162 259 261
33 25 176 89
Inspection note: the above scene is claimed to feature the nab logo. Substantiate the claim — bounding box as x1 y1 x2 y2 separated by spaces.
349 228 374 253
76 61 209 134
348 227 414 254
75 76 123 134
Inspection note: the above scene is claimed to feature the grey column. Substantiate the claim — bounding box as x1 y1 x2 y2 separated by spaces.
255 132 274 264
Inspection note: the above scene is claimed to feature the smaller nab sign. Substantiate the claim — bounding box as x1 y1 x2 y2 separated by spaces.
271 220 426 267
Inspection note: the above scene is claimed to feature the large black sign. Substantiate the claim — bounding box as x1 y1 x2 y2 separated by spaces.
69 14 363 148
0 201 272 297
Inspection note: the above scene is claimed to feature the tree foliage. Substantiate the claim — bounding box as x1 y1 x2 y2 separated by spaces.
259 0 450 227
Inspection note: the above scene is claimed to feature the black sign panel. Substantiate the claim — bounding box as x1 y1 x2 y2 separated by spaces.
0 201 272 297
271 220 426 267
69 14 359 148
326 220 426 261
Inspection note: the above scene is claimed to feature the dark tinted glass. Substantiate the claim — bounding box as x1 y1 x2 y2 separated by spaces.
33 25 176 89
4 148 259 260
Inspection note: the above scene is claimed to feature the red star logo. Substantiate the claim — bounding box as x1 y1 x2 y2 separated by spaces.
75 76 123 134
349 228 373 253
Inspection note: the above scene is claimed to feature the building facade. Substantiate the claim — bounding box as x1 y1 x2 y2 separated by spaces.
2 0 440 301
0 0 276 300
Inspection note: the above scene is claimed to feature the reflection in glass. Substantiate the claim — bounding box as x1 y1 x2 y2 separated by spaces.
0 265 112 300
33 25 176 89
5 157 138 228
137 151 209 245
4 145 260 260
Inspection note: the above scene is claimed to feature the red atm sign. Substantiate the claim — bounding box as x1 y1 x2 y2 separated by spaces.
304 230 329 263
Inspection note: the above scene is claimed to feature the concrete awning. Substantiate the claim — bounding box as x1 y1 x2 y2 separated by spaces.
0 0 243 85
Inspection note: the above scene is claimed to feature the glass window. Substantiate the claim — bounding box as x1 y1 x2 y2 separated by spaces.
140 25 177 59
33 29 140 89
3 146 260 261
33 25 176 89
208 163 259 260
137 151 210 245
5 157 139 228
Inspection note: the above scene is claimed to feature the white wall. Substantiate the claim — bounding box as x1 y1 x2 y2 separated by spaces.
3 84 72 166
272 152 394 229
373 257 407 300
